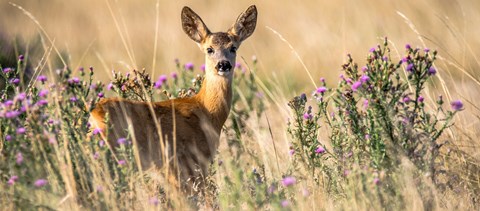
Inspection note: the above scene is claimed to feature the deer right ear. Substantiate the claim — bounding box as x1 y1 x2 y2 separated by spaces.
181 6 210 43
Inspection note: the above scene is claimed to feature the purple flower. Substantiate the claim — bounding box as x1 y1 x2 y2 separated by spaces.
281 176 296 187
93 152 100 160
107 83 114 90
171 72 178 79
281 200 290 207
361 66 368 72
16 93 26 101
117 138 127 145
418 96 424 103
424 48 430 53
5 111 21 119
16 127 26 135
7 175 19 186
38 89 49 98
153 80 162 89
267 184 276 194
369 47 376 53
68 77 81 84
200 64 206 72
363 99 369 109
78 67 84 72
450 100 463 111
360 75 370 83
149 197 159 206
382 56 388 61
403 96 411 103
235 62 242 69
5 135 12 141
159 74 168 83
92 128 102 135
401 57 409 63
316 86 327 94
16 152 23 165
11 78 20 85
18 55 24 61
37 75 48 83
184 62 194 71
351 81 362 91
36 100 48 107
289 149 295 156
365 134 371 139
99 140 105 147
3 68 13 73
406 63 414 72
34 179 48 187
320 77 325 83
405 44 411 49
89 66 94 72
70 97 78 102
373 177 380 185
118 160 127 165
428 67 436 75
97 92 104 98
315 146 325 154
303 113 312 120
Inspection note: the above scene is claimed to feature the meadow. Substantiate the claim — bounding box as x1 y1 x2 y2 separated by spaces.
1 0 479 210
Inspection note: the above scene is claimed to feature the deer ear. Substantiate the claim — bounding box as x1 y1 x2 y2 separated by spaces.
229 5 257 42
181 6 210 43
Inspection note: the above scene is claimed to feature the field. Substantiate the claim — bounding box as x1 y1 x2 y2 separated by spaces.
1 0 479 210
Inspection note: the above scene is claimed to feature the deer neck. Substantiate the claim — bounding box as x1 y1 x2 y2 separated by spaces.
195 70 233 131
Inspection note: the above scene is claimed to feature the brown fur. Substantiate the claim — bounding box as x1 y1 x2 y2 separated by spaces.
89 5 257 192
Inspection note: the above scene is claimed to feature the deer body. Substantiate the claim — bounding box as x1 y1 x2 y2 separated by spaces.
89 5 257 191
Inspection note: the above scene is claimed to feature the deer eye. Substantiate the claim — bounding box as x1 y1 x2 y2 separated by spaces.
207 47 214 54
230 47 237 53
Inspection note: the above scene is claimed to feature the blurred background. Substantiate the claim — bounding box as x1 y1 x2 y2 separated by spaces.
1 0 479 93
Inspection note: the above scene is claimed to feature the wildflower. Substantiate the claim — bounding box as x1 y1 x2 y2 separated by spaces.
93 152 100 160
281 176 296 187
200 64 206 72
360 75 370 83
37 75 48 83
89 66 94 72
316 86 327 94
5 135 12 141
185 62 194 71
406 63 414 72
97 92 104 98
403 96 411 103
38 89 49 98
289 149 295 156
68 77 81 84
303 113 312 120
171 72 178 79
107 83 114 90
405 44 411 49
159 74 168 83
149 197 160 206
369 47 376 53
18 55 24 61
70 97 78 102
16 152 23 165
315 146 325 154
351 81 362 91
78 67 84 73
424 48 430 53
34 179 48 188
365 134 371 139
5 111 21 119
450 100 463 111
117 138 127 145
218 160 223 166
382 56 388 61
3 68 13 73
36 99 48 107
99 140 105 147
11 78 20 85
300 93 307 101
7 175 18 186
344 170 350 176
153 80 162 89
90 84 97 90
361 66 368 72
401 57 409 63
118 160 127 165
16 127 26 135
320 77 325 83
428 67 436 75
92 128 102 135
363 99 369 109
418 96 424 103
373 177 380 185
281 200 290 207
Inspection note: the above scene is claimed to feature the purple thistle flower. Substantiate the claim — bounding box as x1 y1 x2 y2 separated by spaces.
401 57 408 63
36 100 48 107
365 134 371 139
185 62 194 71
428 67 436 75
16 152 23 165
171 72 178 79
406 63 414 72
107 83 114 90
70 97 78 102
18 55 24 61
403 96 411 103
289 149 295 156
235 62 242 69
38 89 49 98
405 44 411 49
78 67 84 72
3 68 13 73
7 175 19 186
117 138 127 145
424 48 430 53
360 75 370 83
97 92 104 98
37 75 48 83
315 146 325 154
369 47 376 53
303 113 312 120
118 160 127 165
68 77 81 84
90 84 97 90
363 99 369 109
5 135 12 141
450 100 463 111
16 127 26 135
149 197 160 206
99 140 105 147
316 86 327 94
92 128 102 135
361 66 368 72
159 74 168 83
11 78 20 85
200 64 206 72
418 96 424 103
281 200 290 208
382 56 388 61
373 177 380 185
89 66 94 72
320 77 325 83
34 179 48 188
93 152 100 160
281 176 296 187
4 100 14 107
351 81 362 91
5 111 21 119
153 80 162 89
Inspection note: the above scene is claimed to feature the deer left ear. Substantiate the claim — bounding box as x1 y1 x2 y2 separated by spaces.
229 5 257 43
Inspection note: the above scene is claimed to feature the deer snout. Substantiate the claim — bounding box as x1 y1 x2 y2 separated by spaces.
216 61 232 74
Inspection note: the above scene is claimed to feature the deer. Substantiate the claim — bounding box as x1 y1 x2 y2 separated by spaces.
89 5 257 192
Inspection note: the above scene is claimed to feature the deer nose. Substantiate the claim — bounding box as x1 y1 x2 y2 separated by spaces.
216 61 232 72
